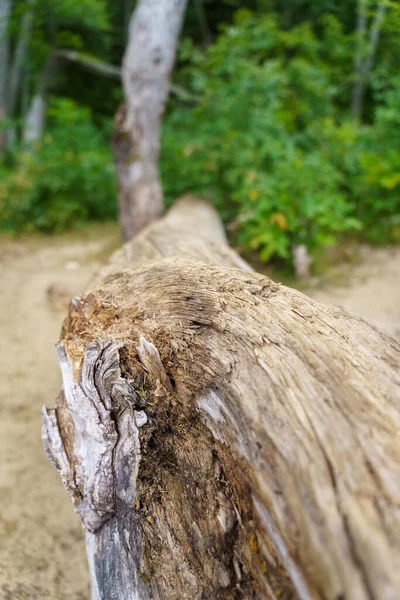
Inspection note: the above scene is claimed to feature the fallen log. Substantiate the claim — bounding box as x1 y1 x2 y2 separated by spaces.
43 197 400 600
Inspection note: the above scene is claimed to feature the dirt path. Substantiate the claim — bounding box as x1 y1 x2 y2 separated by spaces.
0 230 398 600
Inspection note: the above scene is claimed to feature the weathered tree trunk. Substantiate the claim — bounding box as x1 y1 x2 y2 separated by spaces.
0 0 11 151
7 0 33 114
22 56 55 148
5 0 33 148
43 197 400 600
351 0 387 122
22 91 45 146
113 0 188 241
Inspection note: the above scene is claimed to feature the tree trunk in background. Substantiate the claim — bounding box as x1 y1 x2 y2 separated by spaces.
8 0 33 113
22 56 55 148
6 0 33 147
351 0 387 122
0 0 11 151
43 197 400 600
113 0 188 241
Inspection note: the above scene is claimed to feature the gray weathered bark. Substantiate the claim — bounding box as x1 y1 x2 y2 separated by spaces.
351 0 387 121
22 92 45 146
113 0 188 241
5 0 33 148
22 56 55 147
43 197 400 600
7 0 33 115
0 0 11 151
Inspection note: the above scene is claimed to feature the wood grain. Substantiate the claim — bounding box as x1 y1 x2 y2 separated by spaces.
43 197 400 600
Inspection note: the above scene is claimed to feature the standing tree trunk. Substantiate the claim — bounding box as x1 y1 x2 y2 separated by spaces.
351 0 387 122
7 0 33 114
113 0 188 241
6 0 33 148
0 0 11 152
43 197 400 600
22 56 55 148
22 92 46 146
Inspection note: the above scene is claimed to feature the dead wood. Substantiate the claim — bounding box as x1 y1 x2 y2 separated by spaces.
43 197 400 600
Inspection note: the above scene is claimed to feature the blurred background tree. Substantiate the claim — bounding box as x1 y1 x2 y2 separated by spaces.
0 0 399 271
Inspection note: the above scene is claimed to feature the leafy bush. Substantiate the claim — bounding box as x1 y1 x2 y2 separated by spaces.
0 98 116 232
356 77 400 241
161 10 399 264
2 7 399 269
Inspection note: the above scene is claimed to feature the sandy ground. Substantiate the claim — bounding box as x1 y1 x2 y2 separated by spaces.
306 245 400 338
0 229 399 600
0 227 119 600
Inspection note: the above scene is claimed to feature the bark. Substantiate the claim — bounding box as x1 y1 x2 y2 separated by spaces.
0 0 11 151
5 0 33 148
113 0 188 241
351 0 387 121
22 56 55 147
7 0 33 116
22 92 45 146
43 197 400 600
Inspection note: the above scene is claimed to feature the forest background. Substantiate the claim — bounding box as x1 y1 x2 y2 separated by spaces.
0 0 399 271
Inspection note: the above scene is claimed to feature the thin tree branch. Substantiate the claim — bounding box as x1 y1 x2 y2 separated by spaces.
54 49 121 79
54 48 200 102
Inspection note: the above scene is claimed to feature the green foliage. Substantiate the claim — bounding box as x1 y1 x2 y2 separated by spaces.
356 77 400 241
161 10 399 265
45 0 109 31
0 98 116 232
2 1 399 269
162 12 356 262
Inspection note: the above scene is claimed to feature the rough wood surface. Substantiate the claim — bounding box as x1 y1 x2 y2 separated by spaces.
43 197 400 600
